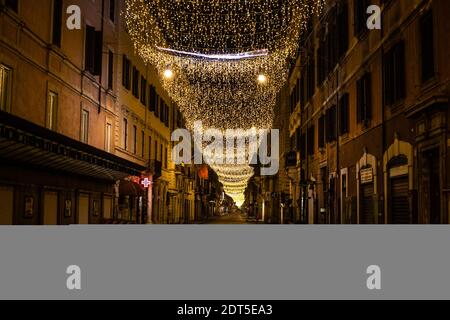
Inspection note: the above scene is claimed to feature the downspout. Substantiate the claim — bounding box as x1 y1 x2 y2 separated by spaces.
98 0 105 114
336 66 340 225
381 11 386 225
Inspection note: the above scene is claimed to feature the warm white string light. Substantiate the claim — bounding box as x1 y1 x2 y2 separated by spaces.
124 0 324 204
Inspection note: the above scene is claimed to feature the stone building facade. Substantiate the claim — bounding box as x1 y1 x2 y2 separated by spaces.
0 0 207 224
274 0 449 224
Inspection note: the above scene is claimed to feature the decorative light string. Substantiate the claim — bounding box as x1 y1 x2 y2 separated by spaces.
124 0 324 205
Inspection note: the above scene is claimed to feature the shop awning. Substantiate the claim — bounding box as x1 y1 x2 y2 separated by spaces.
0 111 146 181
119 180 145 196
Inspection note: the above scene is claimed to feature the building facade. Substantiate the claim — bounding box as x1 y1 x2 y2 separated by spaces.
270 0 450 224
0 0 217 225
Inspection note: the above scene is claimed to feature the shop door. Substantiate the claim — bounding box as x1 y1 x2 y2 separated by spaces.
422 148 441 224
360 183 374 224
390 176 410 224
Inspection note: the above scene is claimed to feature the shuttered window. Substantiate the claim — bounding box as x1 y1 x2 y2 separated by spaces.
326 105 337 143
5 0 18 12
132 67 140 98
420 10 435 82
384 41 405 106
149 85 157 112
307 125 315 155
357 72 372 124
339 93 349 135
318 115 325 149
122 56 131 90
108 51 114 90
85 25 102 76
52 0 63 47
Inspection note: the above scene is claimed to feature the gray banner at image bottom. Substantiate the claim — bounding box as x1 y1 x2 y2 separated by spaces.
0 226 449 300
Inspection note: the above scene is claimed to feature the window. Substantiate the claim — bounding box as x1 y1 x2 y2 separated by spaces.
342 172 347 198
141 131 145 158
81 110 89 143
354 0 369 37
148 136 152 159
306 54 315 102
105 123 112 152
299 132 306 160
46 91 58 130
140 76 147 105
149 85 157 112
123 118 128 150
290 78 300 113
132 67 139 98
356 72 372 125
321 167 328 205
85 25 102 76
326 105 337 143
109 0 116 22
337 1 349 59
108 50 114 90
339 93 349 135
307 126 315 156
165 104 170 127
165 147 168 169
155 97 160 117
0 65 12 112
52 0 63 47
133 125 137 154
155 140 158 160
318 115 325 149
5 0 18 13
160 144 163 162
122 56 131 90
420 10 435 82
384 41 405 106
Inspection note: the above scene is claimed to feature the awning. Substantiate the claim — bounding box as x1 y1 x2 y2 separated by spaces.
0 111 146 181
119 180 145 196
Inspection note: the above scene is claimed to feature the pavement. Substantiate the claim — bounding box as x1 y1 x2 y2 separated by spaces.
206 212 250 224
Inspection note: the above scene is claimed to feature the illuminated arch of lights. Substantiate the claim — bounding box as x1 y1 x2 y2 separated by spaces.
124 0 324 205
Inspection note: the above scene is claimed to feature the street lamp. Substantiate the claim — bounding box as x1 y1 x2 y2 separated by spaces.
164 68 174 80
257 74 267 84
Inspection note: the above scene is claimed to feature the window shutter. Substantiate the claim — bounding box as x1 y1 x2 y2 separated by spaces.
364 73 372 120
339 93 349 135
318 115 325 148
108 51 114 89
420 10 435 82
52 0 63 47
356 78 363 123
122 56 127 87
93 31 103 76
384 50 392 106
396 41 406 100
85 26 95 74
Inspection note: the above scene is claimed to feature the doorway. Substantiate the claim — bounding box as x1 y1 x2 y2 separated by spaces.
421 147 441 224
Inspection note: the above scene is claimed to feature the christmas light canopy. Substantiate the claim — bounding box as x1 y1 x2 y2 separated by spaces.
124 0 324 205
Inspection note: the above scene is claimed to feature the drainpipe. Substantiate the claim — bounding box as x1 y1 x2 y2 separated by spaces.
336 66 340 225
381 11 386 225
98 0 105 114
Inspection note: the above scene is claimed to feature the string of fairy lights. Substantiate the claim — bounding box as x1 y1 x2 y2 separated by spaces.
124 0 324 206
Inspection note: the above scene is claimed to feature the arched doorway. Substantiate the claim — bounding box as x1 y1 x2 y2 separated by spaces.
356 150 378 224
383 135 414 224
387 155 411 224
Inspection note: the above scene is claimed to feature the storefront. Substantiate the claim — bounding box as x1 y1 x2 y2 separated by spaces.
383 135 414 224
357 151 378 224
0 111 145 225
